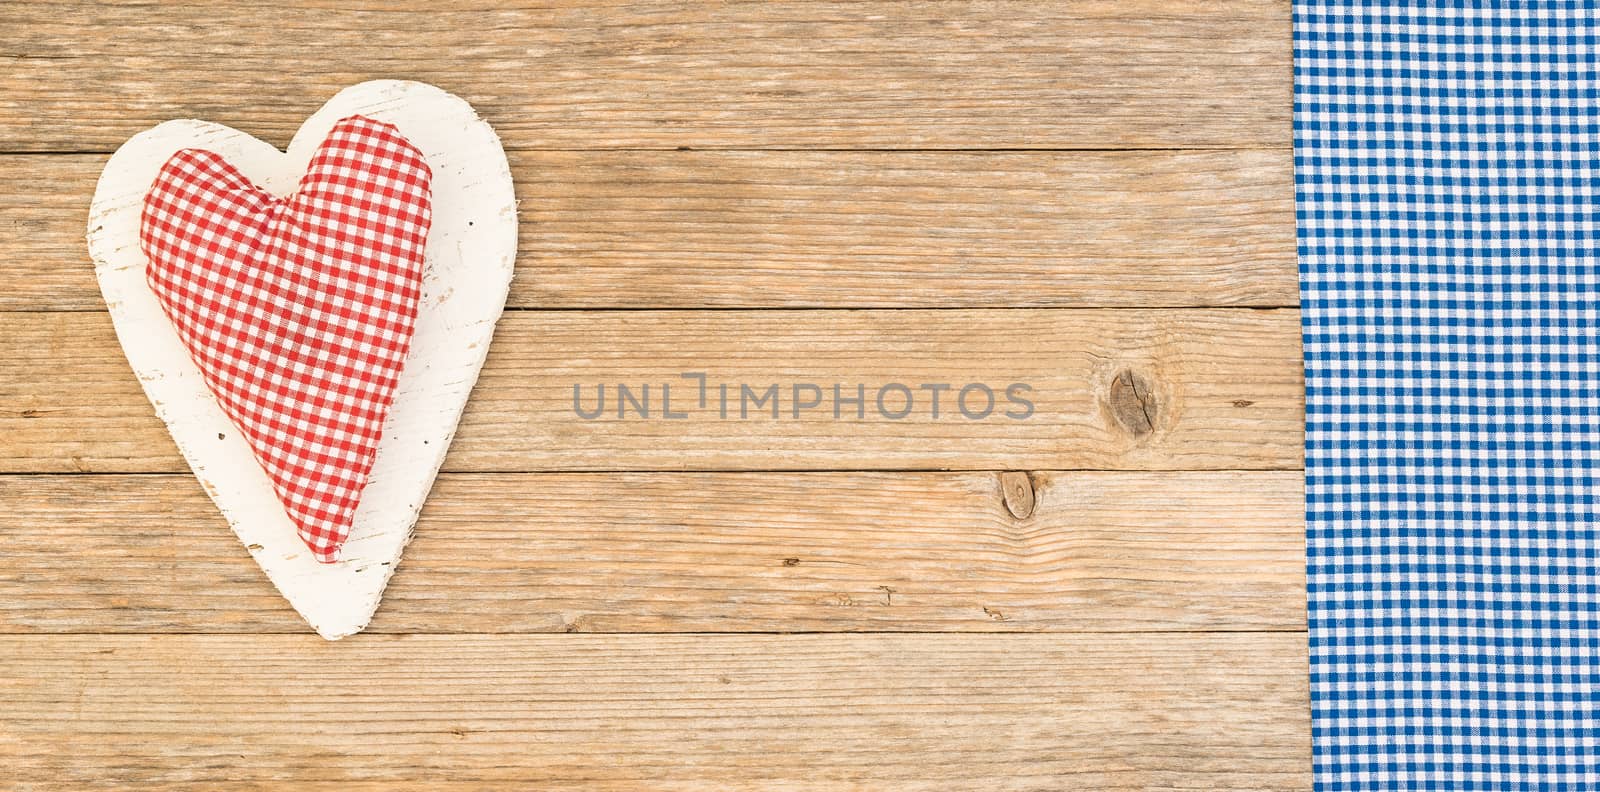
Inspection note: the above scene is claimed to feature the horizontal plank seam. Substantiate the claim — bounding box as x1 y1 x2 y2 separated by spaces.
0 467 1310 476
1 306 1306 314
0 146 1295 156
0 307 1304 316
0 629 1312 637
0 468 1307 476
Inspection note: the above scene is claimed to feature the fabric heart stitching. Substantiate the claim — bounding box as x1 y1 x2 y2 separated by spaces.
139 115 432 563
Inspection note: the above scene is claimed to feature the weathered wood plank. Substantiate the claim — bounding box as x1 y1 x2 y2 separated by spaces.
0 309 1303 473
3 149 1295 310
0 471 1304 633
0 632 1310 790
2 1 1290 152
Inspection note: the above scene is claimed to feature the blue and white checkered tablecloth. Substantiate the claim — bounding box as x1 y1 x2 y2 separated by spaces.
1297 2 1600 789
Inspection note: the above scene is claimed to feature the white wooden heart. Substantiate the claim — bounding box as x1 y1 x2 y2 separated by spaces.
87 80 517 639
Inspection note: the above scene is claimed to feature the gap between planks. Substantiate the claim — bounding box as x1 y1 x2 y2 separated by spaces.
2 147 1293 154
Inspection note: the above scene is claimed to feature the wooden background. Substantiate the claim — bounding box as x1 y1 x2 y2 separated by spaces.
0 2 1305 789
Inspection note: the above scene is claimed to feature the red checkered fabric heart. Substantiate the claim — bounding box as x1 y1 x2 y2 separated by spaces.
139 115 432 563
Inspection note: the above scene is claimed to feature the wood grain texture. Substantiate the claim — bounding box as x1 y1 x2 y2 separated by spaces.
2 3 1307 783
0 632 1310 790
0 309 1303 473
3 149 1295 311
0 471 1304 633
2 1 1291 152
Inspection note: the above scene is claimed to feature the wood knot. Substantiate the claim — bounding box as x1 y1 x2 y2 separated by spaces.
999 471 1035 520
1106 369 1158 437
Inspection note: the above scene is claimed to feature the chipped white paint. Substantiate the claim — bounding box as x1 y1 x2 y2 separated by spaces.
87 81 517 639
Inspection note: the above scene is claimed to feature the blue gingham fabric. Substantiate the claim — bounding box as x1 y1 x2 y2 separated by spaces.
1297 3 1600 789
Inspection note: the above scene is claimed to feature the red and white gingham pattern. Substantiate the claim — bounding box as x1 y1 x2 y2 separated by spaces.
139 115 432 563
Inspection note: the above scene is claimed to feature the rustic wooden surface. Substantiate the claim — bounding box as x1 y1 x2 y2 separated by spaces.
0 1 1305 789
2 633 1307 790
0 471 1304 634
3 150 1296 310
2 309 1303 473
